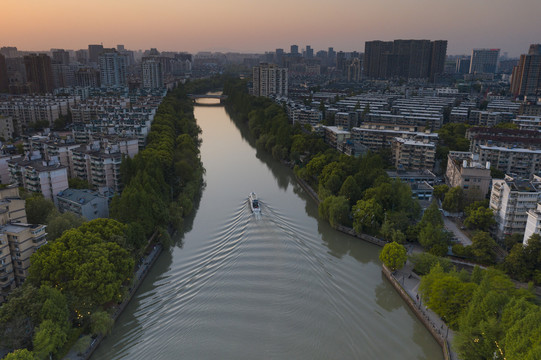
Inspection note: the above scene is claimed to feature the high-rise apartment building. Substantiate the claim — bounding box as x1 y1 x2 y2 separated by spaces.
52 49 70 65
98 50 128 87
290 45 299 56
510 44 541 99
88 44 104 64
469 49 500 74
252 63 288 97
23 54 54 93
305 45 313 58
456 57 471 74
363 39 446 82
0 54 8 93
142 58 164 89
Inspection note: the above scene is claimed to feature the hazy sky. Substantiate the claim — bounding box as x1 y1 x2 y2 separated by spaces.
2 0 540 56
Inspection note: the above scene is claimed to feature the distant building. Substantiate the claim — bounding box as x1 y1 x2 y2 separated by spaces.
445 152 492 200
23 54 54 93
290 45 299 56
52 49 70 65
469 49 500 74
0 54 8 93
456 57 471 74
363 39 447 82
490 175 541 241
252 63 288 97
510 44 541 99
142 58 164 89
56 188 109 220
88 44 104 64
98 50 127 87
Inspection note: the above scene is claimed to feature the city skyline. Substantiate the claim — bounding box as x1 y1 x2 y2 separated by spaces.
2 0 541 56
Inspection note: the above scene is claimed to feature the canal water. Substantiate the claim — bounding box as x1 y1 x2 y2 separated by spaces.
91 98 442 359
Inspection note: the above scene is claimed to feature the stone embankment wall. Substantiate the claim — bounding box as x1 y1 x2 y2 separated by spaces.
382 264 451 360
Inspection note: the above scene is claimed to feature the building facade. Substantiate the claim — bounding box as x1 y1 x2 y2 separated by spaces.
56 188 109 220
490 175 541 241
445 152 492 200
252 63 288 97
99 50 128 88
469 49 500 74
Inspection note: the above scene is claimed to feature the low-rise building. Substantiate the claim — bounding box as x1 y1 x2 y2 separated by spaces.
322 126 351 149
0 186 47 303
490 175 541 241
56 188 109 220
391 137 436 171
8 158 68 202
477 145 541 180
445 152 492 200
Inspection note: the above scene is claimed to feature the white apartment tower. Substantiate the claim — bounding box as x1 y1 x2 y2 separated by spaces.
142 58 164 89
252 63 288 97
489 175 541 241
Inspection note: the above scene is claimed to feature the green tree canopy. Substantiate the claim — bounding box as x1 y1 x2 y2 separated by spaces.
379 241 407 271
25 195 55 224
442 186 466 213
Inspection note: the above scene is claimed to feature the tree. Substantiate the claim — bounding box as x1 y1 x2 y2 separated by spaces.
418 223 450 256
25 195 55 224
45 211 85 242
409 252 452 275
352 198 384 235
433 184 449 201
90 310 114 336
442 186 465 213
420 201 444 228
318 196 350 228
0 285 42 349
68 177 93 189
470 231 498 264
379 242 407 271
3 349 36 360
33 320 67 360
464 206 496 231
338 175 361 207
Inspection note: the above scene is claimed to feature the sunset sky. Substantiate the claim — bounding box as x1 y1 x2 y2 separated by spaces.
2 0 540 56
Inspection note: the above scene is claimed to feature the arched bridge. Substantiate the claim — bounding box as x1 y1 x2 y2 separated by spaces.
188 94 228 103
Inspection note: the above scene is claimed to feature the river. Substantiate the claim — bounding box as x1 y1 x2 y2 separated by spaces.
91 97 443 359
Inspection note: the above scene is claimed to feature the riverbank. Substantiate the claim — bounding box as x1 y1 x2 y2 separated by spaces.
295 173 457 359
63 240 163 360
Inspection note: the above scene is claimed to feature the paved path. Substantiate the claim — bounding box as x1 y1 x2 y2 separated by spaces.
393 261 460 360
443 217 471 246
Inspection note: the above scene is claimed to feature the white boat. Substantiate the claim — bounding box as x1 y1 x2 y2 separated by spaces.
248 192 261 213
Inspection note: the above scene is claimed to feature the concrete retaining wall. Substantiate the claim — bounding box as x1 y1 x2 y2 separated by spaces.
382 264 451 360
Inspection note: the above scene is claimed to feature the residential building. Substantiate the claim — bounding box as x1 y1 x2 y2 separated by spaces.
23 54 54 94
391 137 436 171
56 188 109 220
523 201 541 245
490 175 541 241
0 115 15 140
477 145 541 179
466 127 541 154
142 58 164 89
512 115 541 132
252 63 288 97
88 44 104 64
510 44 541 99
75 68 100 87
363 39 447 81
0 153 22 184
0 185 47 303
351 125 438 152
0 54 8 93
322 126 351 149
469 49 500 74
445 152 492 200
99 50 128 87
8 159 68 202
